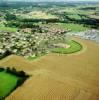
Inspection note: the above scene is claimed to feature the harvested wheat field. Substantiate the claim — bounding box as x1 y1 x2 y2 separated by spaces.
0 55 37 72
0 38 99 100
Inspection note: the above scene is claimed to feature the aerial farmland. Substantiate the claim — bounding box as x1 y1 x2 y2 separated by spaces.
0 0 99 100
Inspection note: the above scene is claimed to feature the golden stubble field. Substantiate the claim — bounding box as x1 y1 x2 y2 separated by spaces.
0 38 99 100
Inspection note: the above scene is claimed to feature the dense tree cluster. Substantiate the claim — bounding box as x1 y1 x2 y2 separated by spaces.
5 21 40 28
21 18 59 23
0 50 12 60
6 67 29 86
51 11 99 29
4 13 17 21
0 67 29 86
0 67 4 72
79 7 96 10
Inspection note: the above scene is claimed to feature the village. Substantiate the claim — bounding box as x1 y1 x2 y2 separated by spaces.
0 25 67 59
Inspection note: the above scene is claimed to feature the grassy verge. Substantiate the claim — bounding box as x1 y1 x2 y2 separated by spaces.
52 40 82 54
27 53 48 61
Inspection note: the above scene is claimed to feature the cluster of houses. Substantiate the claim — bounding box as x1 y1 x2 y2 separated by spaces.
0 32 35 58
0 25 67 59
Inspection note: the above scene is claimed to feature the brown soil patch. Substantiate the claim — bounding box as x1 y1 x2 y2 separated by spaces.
53 43 70 48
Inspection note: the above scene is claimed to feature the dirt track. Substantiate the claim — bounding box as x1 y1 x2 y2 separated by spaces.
0 38 99 100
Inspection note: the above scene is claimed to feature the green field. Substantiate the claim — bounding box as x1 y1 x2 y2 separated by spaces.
0 24 17 33
0 71 19 99
57 23 89 32
52 40 82 54
0 26 17 32
67 14 81 20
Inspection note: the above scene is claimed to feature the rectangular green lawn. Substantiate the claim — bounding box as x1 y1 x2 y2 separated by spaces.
0 71 19 99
